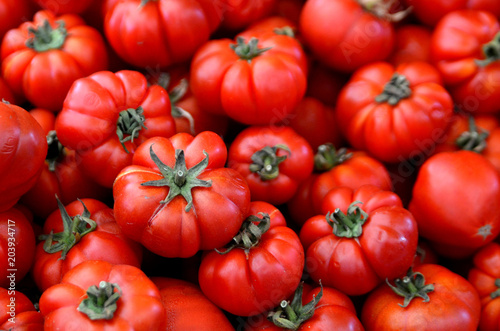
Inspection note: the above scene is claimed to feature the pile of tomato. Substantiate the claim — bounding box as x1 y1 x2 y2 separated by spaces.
2 0 500 330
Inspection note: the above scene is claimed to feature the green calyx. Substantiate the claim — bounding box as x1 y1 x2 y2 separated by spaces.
491 279 500 299
215 213 271 255
141 146 212 212
357 0 412 22
77 281 122 320
326 201 368 238
386 268 435 308
455 116 489 153
249 144 290 181
26 19 67 52
267 282 323 330
45 130 65 172
116 107 147 153
375 73 412 106
314 143 352 172
476 32 500 67
230 36 272 61
273 26 296 38
38 197 97 260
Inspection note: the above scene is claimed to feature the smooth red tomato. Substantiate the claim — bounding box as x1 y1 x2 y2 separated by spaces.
0 0 33 41
0 288 43 330
113 131 251 258
39 260 165 330
219 0 278 32
362 264 481 330
0 101 47 212
389 24 432 65
1 9 108 111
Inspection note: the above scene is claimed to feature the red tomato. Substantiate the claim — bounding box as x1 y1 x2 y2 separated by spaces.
300 184 418 296
104 0 222 68
219 0 278 32
31 0 96 14
198 201 304 316
245 282 364 330
0 75 16 105
151 277 235 330
32 198 143 292
430 10 500 115
409 150 500 258
389 24 433 65
0 101 47 212
362 264 481 330
113 131 251 258
306 60 350 108
300 0 396 73
0 206 36 289
335 61 454 163
1 10 108 111
0 288 43 330
55 70 176 188
227 125 314 205
189 33 307 125
28 108 55 135
0 0 33 41
273 0 304 24
39 260 165 330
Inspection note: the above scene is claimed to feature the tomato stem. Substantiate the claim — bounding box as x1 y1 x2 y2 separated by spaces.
491 279 500 299
314 143 352 172
476 32 500 67
386 268 435 308
141 147 212 212
116 107 148 153
26 19 67 52
455 116 489 153
326 201 368 238
215 213 271 254
249 144 290 181
357 0 412 22
77 281 121 320
45 130 65 172
375 73 412 105
230 37 272 61
273 26 296 38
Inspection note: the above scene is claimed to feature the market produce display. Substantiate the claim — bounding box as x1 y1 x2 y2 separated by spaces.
3 0 500 330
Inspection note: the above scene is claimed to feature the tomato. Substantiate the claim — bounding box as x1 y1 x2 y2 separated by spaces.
0 206 36 289
409 150 500 258
1 9 108 111
389 24 432 65
273 0 304 24
0 0 33 41
39 260 165 330
0 101 47 213
0 75 16 105
55 70 176 188
189 32 307 125
28 108 56 135
468 242 500 331
151 277 235 331
0 288 43 330
430 10 500 115
227 125 314 205
113 131 251 258
219 0 278 32
244 282 364 330
198 201 304 316
362 264 481 330
299 0 396 73
306 60 350 108
300 184 418 296
32 198 143 292
104 0 222 69
31 0 96 14
335 61 454 163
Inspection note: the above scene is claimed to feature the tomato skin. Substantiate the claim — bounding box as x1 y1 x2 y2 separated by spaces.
299 0 395 73
198 202 304 316
0 288 43 330
55 70 175 188
113 132 251 258
32 198 143 292
39 260 165 330
362 264 481 331
1 10 108 111
32 0 96 15
409 150 500 257
227 125 314 205
335 61 454 163
152 277 235 331
245 283 364 330
300 185 418 296
0 102 47 213
389 24 432 65
0 206 36 289
104 0 221 68
220 0 278 32
430 10 500 115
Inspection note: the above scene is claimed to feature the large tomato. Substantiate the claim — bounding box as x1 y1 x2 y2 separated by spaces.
103 0 222 68
32 198 143 292
55 70 176 188
39 260 165 330
1 9 108 111
300 184 418 296
0 288 43 330
0 101 47 212
430 10 500 115
112 131 251 258
227 125 314 206
362 264 481 330
335 61 454 163
198 201 304 316
409 150 500 258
